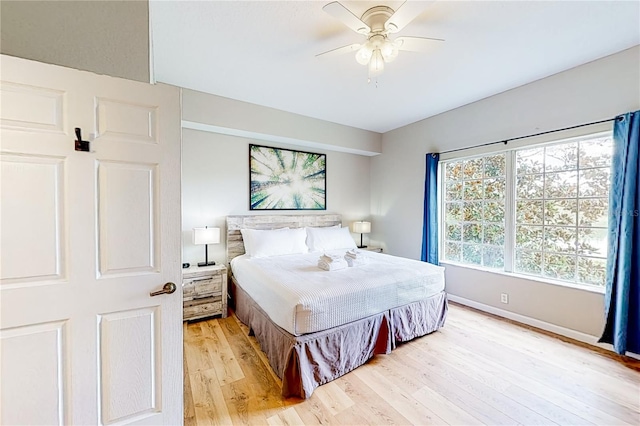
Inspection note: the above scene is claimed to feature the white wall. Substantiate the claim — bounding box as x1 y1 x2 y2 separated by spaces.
183 89 382 156
182 90 379 265
0 0 149 82
371 46 640 336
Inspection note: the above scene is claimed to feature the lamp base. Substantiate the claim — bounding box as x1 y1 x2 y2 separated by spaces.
357 245 368 249
197 261 216 267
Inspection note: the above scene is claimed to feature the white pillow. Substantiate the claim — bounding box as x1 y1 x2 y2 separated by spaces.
305 224 339 251
306 226 357 252
240 227 289 255
240 228 254 254
249 228 309 258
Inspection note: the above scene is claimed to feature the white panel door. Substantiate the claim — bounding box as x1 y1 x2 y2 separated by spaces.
0 55 182 425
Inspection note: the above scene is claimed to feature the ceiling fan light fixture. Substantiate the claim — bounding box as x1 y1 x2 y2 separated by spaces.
368 49 384 77
320 1 443 80
355 43 373 65
380 39 399 63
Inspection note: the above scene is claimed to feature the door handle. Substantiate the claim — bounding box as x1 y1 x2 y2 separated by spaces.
150 282 177 297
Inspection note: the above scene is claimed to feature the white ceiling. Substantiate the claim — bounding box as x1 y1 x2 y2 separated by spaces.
150 1 640 133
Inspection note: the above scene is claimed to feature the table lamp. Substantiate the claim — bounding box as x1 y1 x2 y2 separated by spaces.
352 221 371 248
192 226 220 267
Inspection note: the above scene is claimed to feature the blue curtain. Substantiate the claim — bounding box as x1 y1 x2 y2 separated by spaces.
599 111 640 355
421 153 439 264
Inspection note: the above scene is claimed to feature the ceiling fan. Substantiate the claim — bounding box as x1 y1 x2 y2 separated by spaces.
317 1 444 80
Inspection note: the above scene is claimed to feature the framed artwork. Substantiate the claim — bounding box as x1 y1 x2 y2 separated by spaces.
249 144 326 210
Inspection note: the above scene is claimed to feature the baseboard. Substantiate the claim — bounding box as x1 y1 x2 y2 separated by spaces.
447 294 640 360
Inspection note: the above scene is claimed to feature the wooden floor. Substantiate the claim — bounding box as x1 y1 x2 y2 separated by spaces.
183 303 640 425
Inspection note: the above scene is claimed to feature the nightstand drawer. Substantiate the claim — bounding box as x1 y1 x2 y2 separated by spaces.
184 295 222 307
184 300 223 319
182 275 222 299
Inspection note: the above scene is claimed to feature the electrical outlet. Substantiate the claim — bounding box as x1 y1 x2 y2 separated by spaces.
500 293 509 304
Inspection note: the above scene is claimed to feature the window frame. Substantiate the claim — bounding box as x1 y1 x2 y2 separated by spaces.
440 152 508 269
438 131 612 292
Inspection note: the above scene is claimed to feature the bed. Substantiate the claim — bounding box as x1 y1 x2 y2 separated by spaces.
226 214 448 398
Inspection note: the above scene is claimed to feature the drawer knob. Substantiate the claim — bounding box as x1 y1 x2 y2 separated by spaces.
150 282 177 297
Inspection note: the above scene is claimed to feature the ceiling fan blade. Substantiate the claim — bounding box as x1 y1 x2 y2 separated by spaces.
395 36 444 52
316 43 362 58
385 1 435 33
322 2 370 35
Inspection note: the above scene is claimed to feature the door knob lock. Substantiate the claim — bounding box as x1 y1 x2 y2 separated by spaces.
150 282 177 297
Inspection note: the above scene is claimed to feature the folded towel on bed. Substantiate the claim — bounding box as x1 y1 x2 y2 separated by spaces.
345 249 364 259
344 249 369 267
318 254 347 271
320 253 344 262
317 259 347 271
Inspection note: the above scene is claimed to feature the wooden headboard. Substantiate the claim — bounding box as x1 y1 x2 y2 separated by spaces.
226 214 341 265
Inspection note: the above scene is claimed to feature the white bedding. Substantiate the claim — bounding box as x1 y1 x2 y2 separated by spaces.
231 250 445 336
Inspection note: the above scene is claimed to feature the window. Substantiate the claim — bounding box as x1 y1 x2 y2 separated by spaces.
441 134 613 288
443 154 506 268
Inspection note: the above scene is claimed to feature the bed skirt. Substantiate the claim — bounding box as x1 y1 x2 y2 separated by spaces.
232 278 448 398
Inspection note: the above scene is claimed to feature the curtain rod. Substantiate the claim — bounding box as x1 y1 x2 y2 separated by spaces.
438 116 620 155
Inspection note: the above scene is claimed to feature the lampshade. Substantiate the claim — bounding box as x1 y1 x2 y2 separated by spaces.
380 39 399 63
354 34 399 78
368 49 384 77
355 42 373 65
352 221 371 234
192 227 220 245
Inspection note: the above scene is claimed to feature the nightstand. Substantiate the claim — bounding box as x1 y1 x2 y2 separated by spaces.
182 264 228 321
362 247 383 253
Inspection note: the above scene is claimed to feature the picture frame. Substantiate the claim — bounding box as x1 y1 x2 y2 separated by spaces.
249 144 326 210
